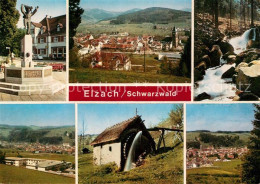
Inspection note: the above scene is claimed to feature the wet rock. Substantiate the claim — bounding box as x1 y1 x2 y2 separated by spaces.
209 45 223 67
239 92 259 101
194 68 204 82
219 41 234 55
235 62 248 72
221 67 235 79
248 60 260 67
236 64 260 97
194 92 211 101
200 55 211 67
235 48 260 65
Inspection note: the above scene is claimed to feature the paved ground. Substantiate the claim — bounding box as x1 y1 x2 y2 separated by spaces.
0 89 66 101
0 71 67 101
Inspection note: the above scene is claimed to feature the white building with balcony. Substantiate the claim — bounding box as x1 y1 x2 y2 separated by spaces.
22 15 66 59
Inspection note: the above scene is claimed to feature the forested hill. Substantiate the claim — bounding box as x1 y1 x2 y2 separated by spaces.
110 7 191 24
0 124 75 145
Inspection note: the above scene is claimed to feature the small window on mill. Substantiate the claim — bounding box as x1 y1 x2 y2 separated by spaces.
109 146 112 152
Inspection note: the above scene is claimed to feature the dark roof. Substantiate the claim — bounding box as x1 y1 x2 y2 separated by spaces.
37 15 66 36
91 115 142 146
32 22 42 28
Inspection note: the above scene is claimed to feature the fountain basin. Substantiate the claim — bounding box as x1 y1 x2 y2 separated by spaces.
5 66 53 84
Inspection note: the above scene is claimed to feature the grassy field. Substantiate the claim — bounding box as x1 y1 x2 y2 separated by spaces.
0 164 74 184
2 149 75 163
78 142 183 184
77 22 190 36
70 68 190 83
187 159 242 184
70 53 190 83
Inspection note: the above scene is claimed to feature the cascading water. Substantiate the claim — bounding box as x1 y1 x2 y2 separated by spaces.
195 28 255 101
194 64 236 101
229 28 255 54
124 131 142 171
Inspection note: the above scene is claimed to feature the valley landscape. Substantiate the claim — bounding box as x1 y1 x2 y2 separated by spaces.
186 104 257 184
0 104 75 184
69 0 191 83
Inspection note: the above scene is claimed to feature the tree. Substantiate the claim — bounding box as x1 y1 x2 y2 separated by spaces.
251 0 254 27
0 0 20 56
214 0 219 29
69 0 84 50
0 150 5 164
168 104 183 128
242 104 260 184
179 35 191 77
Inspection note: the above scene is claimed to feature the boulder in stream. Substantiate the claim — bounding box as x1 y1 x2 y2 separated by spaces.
209 45 223 67
194 92 211 101
236 64 260 97
239 92 259 101
235 48 260 65
221 67 235 79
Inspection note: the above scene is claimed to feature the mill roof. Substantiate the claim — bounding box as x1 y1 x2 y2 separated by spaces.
91 115 142 146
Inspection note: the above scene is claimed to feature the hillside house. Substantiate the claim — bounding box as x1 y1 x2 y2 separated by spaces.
24 15 66 59
91 115 155 170
91 52 131 71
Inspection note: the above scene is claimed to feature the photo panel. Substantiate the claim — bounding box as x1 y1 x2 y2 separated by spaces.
186 103 259 183
193 0 260 102
77 103 184 183
69 0 192 84
0 0 67 101
0 104 76 183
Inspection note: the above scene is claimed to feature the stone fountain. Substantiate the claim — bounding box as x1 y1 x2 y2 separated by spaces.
0 4 64 95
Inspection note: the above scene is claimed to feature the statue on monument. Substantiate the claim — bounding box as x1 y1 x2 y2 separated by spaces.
21 4 38 35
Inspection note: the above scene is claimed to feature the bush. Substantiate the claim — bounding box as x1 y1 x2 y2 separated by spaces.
94 163 118 176
69 47 81 68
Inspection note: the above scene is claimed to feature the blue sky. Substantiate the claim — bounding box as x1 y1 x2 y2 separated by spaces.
186 104 255 132
78 104 179 135
0 104 75 127
80 0 191 12
16 0 66 28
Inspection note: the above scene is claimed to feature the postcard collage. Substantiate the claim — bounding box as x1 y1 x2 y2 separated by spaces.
0 0 259 183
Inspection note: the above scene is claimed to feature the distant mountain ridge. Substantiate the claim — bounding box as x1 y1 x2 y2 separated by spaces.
81 7 191 24
81 8 142 24
110 7 191 24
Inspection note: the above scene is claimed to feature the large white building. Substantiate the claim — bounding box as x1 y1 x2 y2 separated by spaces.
26 15 66 59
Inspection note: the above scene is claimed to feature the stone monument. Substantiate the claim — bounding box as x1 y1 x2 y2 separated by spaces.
0 5 64 95
21 4 38 67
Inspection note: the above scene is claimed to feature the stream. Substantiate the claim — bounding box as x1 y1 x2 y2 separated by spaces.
195 28 256 101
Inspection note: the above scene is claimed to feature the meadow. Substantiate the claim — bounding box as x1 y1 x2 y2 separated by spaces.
70 68 190 83
78 142 183 184
2 148 75 163
187 159 242 184
0 164 74 184
77 22 190 36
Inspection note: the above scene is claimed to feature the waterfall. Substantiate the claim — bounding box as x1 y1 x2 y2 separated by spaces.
229 28 255 54
124 131 142 171
194 64 236 101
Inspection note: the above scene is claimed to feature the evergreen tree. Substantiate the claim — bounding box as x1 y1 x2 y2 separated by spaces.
242 104 260 184
0 0 20 56
180 35 191 77
69 0 84 50
0 150 5 164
